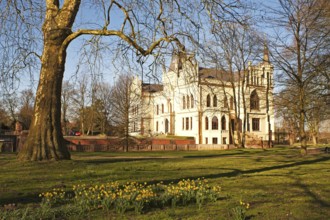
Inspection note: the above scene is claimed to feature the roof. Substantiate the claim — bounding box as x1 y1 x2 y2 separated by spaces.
142 83 163 93
198 67 239 82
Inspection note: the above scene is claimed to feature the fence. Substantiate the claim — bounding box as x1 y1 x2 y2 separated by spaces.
0 135 18 152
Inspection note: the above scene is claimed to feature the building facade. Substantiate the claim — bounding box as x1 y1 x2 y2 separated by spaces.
131 51 275 145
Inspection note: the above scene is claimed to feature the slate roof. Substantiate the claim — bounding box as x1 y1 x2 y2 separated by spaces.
142 83 163 93
198 67 239 82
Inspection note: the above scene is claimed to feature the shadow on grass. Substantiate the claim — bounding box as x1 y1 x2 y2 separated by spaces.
0 193 40 206
171 156 329 180
78 157 171 165
183 151 246 158
149 156 330 207
290 174 330 208
2 152 329 208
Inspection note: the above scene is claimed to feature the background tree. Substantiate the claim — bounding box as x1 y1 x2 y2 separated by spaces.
61 81 75 135
200 1 263 147
266 0 330 153
109 74 141 152
0 106 11 134
93 82 113 135
71 74 90 136
17 89 35 130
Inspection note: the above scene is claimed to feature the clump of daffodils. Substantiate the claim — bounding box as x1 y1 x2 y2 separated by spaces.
232 200 250 220
39 178 221 214
39 188 65 205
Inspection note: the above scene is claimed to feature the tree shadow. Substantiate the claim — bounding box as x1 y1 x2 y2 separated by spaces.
148 156 330 185
78 157 171 165
0 193 40 206
183 151 246 158
290 173 330 208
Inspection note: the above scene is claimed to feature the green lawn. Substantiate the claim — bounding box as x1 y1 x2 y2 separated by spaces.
0 147 329 219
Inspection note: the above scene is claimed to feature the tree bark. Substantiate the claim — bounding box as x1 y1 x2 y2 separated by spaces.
18 42 70 160
18 0 80 160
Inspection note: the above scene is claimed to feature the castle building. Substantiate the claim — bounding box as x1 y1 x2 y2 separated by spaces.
130 50 274 145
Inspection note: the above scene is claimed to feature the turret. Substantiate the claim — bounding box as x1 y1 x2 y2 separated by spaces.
263 44 270 64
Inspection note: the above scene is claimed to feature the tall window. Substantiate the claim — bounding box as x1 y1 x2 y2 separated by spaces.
186 95 190 109
182 118 184 130
191 94 194 108
165 119 169 133
212 116 218 130
221 116 226 130
169 102 172 113
230 97 234 110
156 121 159 132
156 105 159 115
185 117 189 130
206 94 211 107
213 95 217 107
205 117 209 130
250 90 260 110
252 118 260 131
162 104 164 113
190 117 192 130
224 97 228 108
212 138 218 144
183 96 186 109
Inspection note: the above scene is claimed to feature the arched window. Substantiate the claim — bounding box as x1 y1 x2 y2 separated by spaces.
250 90 260 110
206 94 211 107
213 95 217 107
205 117 209 130
221 116 226 130
186 95 190 109
191 94 194 108
212 116 218 130
223 97 228 108
183 96 186 109
165 119 169 133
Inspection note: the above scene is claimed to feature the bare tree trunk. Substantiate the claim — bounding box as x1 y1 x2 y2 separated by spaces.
18 41 70 160
17 0 80 160
299 87 308 155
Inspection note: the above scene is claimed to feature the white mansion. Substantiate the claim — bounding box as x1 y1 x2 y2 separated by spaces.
130 50 275 145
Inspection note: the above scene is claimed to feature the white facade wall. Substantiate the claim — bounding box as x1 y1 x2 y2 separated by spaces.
131 55 275 145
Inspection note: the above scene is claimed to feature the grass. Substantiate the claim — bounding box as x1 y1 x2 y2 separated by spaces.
0 147 330 219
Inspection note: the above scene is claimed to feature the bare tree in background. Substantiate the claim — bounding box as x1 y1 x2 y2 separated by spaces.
61 81 75 135
71 74 90 136
0 105 12 134
266 0 330 153
93 82 113 135
109 74 141 152
17 89 35 130
200 1 263 147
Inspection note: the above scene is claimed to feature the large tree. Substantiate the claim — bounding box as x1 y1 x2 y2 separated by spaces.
266 0 330 153
1 0 190 161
